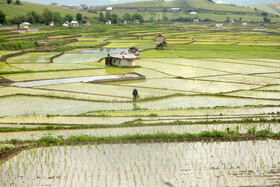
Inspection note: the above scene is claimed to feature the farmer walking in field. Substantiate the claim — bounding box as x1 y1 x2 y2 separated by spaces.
132 88 139 101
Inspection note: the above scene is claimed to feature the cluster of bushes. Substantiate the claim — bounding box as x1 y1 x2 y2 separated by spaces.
6 0 21 5
8 9 86 26
99 12 144 24
0 41 38 50
172 17 214 22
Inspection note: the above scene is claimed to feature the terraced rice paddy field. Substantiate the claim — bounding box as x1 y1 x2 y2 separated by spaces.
0 23 280 186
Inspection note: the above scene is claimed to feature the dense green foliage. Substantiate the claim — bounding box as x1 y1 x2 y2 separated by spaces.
0 10 6 24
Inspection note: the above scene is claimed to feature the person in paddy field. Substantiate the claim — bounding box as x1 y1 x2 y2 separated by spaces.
132 88 139 101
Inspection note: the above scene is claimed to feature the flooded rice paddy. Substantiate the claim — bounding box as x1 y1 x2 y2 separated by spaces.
1 95 280 117
115 78 259 93
11 74 140 87
1 140 280 186
7 53 60 63
53 54 105 63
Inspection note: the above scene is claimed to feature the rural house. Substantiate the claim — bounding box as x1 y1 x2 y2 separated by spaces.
171 8 180 12
155 34 165 42
190 12 198 15
49 21 55 27
216 24 223 28
62 21 69 26
106 7 113 11
121 20 128 24
83 19 90 25
70 21 79 26
242 22 247 26
105 51 140 67
19 22 31 29
68 5 75 9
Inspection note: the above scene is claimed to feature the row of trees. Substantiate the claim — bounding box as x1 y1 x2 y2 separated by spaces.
7 0 21 5
99 12 144 24
8 9 85 25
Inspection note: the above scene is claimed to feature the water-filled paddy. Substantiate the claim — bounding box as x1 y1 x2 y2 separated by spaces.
141 58 280 74
4 68 126 82
0 62 21 72
38 82 180 99
1 95 280 117
257 85 280 91
0 86 129 102
11 63 97 71
1 140 279 186
104 42 155 49
197 74 280 86
12 73 139 87
71 48 129 54
53 54 105 63
6 53 60 63
0 116 138 126
138 59 227 78
0 51 19 57
115 78 259 93
97 106 280 117
225 90 280 100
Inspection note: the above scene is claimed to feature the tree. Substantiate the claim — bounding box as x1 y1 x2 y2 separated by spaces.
99 12 105 22
131 13 144 23
64 14 73 22
15 0 21 5
10 15 26 25
53 12 62 24
263 17 271 23
42 8 54 25
105 11 111 20
225 16 230 22
7 0 12 4
239 17 242 22
27 11 42 24
0 11 6 24
76 13 83 23
111 13 118 24
123 13 131 21
163 16 169 21
261 12 268 17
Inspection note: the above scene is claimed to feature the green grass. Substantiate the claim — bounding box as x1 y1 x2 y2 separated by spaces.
12 129 278 144
0 0 97 20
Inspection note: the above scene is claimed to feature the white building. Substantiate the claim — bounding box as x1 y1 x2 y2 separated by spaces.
155 34 165 42
70 21 79 26
190 12 198 15
193 19 199 23
19 22 31 29
106 7 112 11
62 21 69 26
105 51 140 67
242 22 247 26
49 21 54 27
215 24 223 28
171 8 180 12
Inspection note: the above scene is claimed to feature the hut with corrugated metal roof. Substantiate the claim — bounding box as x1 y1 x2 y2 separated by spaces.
105 51 140 67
